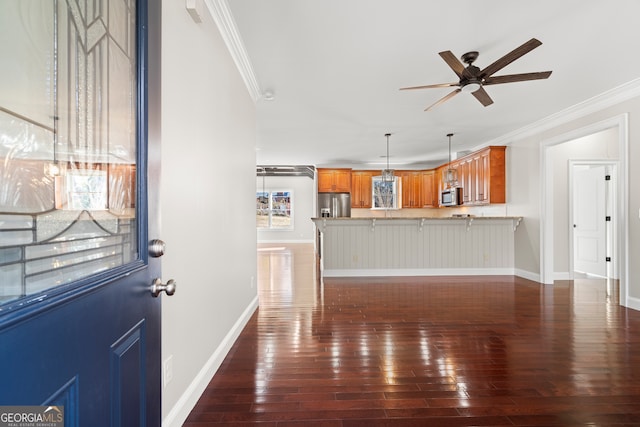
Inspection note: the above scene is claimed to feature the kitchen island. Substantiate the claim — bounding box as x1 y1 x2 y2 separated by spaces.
312 216 522 277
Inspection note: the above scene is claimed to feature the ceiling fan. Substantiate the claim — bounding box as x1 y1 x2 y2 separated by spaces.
400 38 552 111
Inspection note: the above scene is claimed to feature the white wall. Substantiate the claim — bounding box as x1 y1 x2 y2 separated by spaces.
257 175 316 243
160 3 257 426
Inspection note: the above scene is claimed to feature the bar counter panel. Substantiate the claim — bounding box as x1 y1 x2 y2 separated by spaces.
312 217 522 277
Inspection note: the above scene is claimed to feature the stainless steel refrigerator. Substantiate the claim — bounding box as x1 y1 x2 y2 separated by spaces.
317 192 351 217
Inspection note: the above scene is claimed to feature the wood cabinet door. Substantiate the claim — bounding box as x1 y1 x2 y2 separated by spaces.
411 172 423 207
399 171 422 208
486 146 506 204
421 170 436 207
351 171 373 208
477 151 490 203
334 169 352 192
318 169 352 193
351 173 363 207
459 159 472 204
317 169 335 192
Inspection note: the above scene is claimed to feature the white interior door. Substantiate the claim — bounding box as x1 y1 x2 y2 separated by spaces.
573 165 607 277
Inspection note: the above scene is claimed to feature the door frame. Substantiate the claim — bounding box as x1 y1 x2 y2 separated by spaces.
568 160 618 279
540 113 628 307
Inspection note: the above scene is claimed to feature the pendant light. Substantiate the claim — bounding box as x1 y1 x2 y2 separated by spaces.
443 133 458 188
381 133 394 182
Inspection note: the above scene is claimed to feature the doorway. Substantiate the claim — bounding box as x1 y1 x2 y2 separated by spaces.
541 114 628 307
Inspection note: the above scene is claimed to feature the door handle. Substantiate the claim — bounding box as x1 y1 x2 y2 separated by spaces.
149 239 166 257
151 278 176 297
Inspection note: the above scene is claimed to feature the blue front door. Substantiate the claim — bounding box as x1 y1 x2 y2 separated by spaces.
0 1 163 425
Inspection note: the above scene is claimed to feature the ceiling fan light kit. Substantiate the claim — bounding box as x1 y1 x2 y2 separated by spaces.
400 38 552 111
461 82 481 93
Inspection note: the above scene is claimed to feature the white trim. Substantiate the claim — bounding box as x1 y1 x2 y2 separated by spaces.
205 0 262 103
513 268 540 283
322 268 516 277
627 295 640 312
162 295 259 427
258 239 315 244
554 272 573 281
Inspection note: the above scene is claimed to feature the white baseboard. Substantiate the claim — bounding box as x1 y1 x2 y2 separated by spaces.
257 239 315 244
322 268 516 277
162 295 259 427
513 268 541 283
554 271 573 281
625 295 640 312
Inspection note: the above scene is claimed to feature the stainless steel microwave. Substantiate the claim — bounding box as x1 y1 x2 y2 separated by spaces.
441 187 462 206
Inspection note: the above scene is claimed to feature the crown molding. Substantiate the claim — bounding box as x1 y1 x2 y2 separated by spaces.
205 0 262 103
480 78 640 148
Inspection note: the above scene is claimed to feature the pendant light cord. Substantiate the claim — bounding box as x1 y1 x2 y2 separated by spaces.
385 133 390 171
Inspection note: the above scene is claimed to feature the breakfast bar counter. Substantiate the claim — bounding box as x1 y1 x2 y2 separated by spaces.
312 216 522 277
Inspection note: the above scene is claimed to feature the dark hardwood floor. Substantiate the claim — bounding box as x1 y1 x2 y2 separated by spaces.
185 244 640 426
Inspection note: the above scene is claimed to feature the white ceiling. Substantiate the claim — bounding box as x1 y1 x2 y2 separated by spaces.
226 0 640 169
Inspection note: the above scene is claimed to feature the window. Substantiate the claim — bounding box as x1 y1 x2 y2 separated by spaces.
256 191 293 229
64 169 109 210
372 176 401 209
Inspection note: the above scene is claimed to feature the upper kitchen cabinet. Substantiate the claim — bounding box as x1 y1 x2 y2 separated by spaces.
398 171 423 208
477 146 506 204
351 170 376 208
421 170 437 207
455 146 506 205
431 145 506 206
317 168 352 193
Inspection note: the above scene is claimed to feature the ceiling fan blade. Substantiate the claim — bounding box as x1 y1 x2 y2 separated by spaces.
479 38 543 78
471 86 494 107
439 51 466 78
425 88 461 111
400 82 459 90
483 71 552 85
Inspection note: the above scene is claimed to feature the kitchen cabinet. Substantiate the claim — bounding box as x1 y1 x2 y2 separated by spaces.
427 146 506 206
351 170 376 208
478 146 505 204
337 145 506 207
421 170 437 207
457 158 474 204
399 171 423 208
317 168 352 193
453 146 506 205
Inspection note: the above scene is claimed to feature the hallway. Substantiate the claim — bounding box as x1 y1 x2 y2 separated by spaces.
185 243 640 426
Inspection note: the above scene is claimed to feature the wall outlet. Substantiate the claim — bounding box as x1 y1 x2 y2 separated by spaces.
250 276 255 289
163 355 173 388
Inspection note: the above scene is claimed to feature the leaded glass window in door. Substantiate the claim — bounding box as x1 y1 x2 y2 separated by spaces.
0 0 139 304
